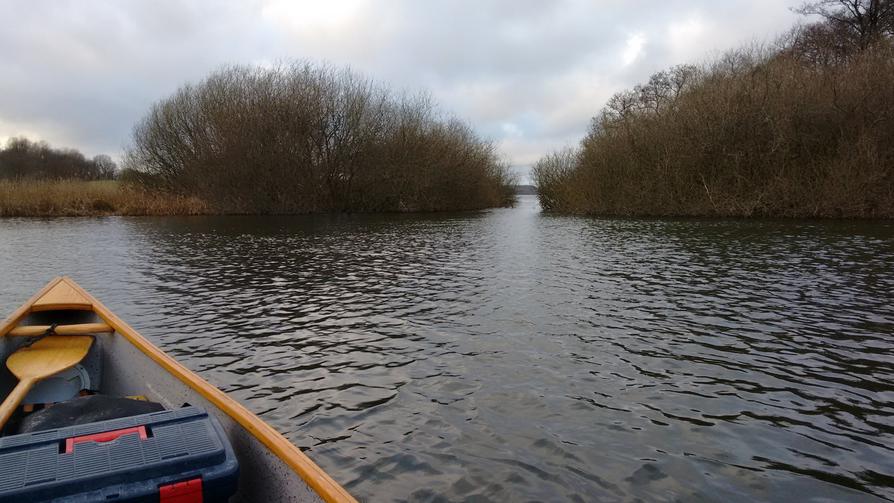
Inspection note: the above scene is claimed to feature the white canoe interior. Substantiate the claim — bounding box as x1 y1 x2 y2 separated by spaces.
0 277 356 503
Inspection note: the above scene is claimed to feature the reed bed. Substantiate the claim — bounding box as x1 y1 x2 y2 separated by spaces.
0 180 209 217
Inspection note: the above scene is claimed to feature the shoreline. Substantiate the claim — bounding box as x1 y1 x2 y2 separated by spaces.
0 180 517 218
2 180 892 220
3 179 890 220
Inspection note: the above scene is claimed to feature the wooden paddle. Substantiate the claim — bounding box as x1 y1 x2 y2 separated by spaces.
0 335 93 429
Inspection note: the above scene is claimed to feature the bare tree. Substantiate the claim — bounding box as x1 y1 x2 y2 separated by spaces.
795 0 894 50
92 154 118 179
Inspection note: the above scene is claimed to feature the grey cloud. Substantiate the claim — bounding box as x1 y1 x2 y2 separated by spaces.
0 0 802 176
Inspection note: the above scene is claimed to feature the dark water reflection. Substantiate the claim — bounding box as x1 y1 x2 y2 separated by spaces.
1 196 892 502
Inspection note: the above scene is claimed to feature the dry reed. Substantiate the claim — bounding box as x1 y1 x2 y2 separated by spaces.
0 180 209 217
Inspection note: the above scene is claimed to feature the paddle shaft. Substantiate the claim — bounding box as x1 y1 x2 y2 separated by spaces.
7 323 113 337
0 378 37 429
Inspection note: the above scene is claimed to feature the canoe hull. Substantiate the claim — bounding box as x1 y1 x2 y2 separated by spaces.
0 277 354 503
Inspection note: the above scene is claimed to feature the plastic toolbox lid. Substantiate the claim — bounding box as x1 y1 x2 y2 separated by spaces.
0 406 238 502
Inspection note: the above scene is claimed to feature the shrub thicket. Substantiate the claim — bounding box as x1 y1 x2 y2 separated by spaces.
125 63 515 214
535 3 894 217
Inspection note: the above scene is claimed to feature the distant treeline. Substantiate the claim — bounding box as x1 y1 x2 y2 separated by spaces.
0 138 117 181
535 0 894 218
124 63 515 214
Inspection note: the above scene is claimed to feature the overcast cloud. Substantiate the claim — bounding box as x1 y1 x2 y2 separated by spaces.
0 0 804 181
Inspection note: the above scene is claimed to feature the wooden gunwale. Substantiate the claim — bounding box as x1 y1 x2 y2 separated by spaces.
2 277 356 503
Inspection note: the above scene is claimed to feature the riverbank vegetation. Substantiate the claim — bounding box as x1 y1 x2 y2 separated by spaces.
535 0 894 218
0 180 208 217
0 138 205 216
124 63 515 214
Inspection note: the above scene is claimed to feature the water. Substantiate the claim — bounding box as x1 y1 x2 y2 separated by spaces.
1 195 892 502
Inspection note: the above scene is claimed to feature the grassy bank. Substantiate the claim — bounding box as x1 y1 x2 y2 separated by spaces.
535 31 894 218
0 180 209 217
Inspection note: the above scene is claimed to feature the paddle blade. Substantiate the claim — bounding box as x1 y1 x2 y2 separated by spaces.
7 336 93 381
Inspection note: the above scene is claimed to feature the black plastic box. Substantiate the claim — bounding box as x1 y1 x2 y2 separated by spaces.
0 406 238 502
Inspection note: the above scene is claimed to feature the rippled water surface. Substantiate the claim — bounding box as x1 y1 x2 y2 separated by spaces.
1 196 893 502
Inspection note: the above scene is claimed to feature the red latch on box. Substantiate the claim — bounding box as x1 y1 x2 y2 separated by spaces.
64 426 148 453
160 478 203 503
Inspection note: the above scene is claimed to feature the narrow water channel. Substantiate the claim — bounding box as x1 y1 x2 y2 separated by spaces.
1 196 892 501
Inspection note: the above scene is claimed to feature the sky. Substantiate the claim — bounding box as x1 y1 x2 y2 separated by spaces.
0 0 805 182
